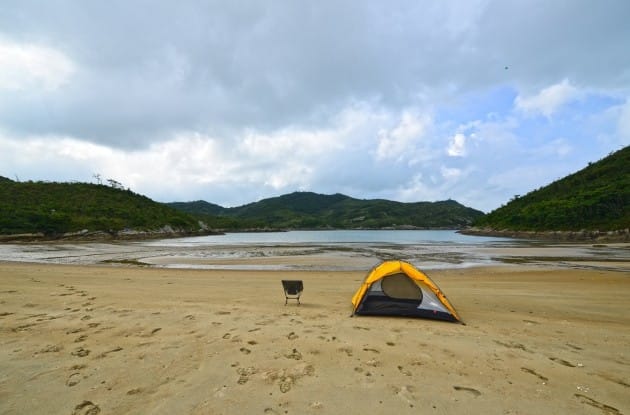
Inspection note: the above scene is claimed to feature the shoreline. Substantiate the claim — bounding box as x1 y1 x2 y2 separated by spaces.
0 229 225 244
4 225 629 244
459 227 630 242
1 262 628 414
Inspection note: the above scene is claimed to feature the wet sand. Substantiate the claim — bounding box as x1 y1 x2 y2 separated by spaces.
1 261 629 414
1 239 628 272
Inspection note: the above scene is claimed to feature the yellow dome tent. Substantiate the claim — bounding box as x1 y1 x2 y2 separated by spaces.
351 260 462 323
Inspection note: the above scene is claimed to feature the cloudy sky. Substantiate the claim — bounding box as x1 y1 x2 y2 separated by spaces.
1 1 629 211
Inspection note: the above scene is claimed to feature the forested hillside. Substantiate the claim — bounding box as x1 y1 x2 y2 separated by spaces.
0 178 205 238
473 146 629 232
169 192 484 229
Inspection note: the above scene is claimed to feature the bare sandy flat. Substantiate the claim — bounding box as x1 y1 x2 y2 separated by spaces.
1 262 629 414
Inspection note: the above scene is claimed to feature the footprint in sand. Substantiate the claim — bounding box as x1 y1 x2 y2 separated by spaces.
240 347 251 354
71 347 90 357
66 372 82 387
574 394 621 415
71 400 100 415
279 378 293 393
566 343 583 351
38 344 62 353
338 347 353 357
521 367 548 382
353 326 370 331
287 332 299 340
493 340 530 352
549 357 576 367
236 367 258 385
97 347 123 358
453 386 482 397
74 335 88 343
12 323 37 332
141 328 162 337
261 363 314 394
284 348 302 360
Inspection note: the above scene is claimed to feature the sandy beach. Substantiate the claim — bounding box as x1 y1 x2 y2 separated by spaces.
1 260 629 414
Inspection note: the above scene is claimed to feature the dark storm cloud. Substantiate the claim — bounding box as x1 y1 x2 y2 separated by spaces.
1 0 626 149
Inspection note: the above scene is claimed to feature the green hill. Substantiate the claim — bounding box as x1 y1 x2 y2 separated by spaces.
0 178 208 239
169 192 485 229
473 146 630 232
168 200 225 216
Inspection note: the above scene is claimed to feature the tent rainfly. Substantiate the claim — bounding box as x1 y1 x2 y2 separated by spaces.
351 260 462 323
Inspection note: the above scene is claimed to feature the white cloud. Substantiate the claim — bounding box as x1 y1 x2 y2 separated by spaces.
376 111 431 161
441 166 462 180
0 132 111 165
239 127 340 160
396 173 442 203
515 79 579 118
0 38 75 92
447 133 467 157
236 129 325 190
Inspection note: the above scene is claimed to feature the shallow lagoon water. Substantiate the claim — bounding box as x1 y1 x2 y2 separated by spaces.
145 229 510 246
0 230 628 272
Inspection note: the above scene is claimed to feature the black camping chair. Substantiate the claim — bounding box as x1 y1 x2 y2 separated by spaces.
281 280 303 305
